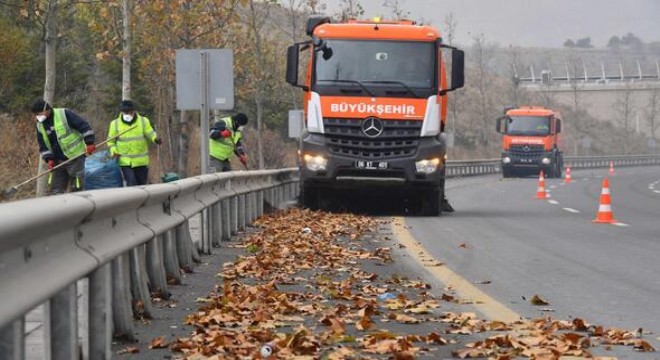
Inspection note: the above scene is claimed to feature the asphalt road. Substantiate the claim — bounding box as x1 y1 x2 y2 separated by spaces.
404 166 660 343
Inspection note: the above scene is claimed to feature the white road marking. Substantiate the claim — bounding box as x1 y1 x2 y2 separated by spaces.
613 222 630 227
548 200 559 205
562 208 580 213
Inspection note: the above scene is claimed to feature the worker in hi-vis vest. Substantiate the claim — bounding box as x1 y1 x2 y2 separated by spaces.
209 113 248 172
32 98 96 195
107 100 162 186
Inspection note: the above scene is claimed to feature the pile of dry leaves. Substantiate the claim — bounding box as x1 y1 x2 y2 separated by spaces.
142 208 654 359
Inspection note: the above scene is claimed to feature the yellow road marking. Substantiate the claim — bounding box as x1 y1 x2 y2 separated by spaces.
391 217 520 323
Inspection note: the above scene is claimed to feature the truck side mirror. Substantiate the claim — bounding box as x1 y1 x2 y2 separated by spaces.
439 45 465 95
286 44 300 87
450 49 465 90
496 116 505 134
555 119 561 133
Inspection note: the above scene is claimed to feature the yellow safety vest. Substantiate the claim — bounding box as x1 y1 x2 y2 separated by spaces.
107 114 157 167
210 117 242 161
37 108 86 159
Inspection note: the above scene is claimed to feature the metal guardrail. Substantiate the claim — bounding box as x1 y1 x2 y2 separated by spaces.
1 154 659 359
446 154 660 177
0 169 299 359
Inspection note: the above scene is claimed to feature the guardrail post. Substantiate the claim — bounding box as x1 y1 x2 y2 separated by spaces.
89 263 112 360
175 222 194 272
250 192 257 222
129 246 153 319
230 196 238 235
285 183 293 203
45 283 78 360
163 229 182 284
249 192 255 223
0 318 24 360
221 199 231 241
190 228 201 263
238 194 246 230
200 210 211 255
263 188 272 213
211 202 222 246
111 254 136 342
257 190 264 217
146 236 170 299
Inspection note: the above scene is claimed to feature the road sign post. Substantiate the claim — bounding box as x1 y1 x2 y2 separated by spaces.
176 49 234 254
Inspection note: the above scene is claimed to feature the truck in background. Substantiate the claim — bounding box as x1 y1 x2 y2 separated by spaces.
285 16 464 215
496 106 564 178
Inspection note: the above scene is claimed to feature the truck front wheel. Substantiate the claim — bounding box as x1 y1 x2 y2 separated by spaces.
414 187 441 216
300 184 320 210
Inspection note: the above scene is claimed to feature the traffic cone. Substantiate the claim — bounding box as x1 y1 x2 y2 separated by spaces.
608 161 615 175
564 166 572 183
593 177 617 224
536 170 548 199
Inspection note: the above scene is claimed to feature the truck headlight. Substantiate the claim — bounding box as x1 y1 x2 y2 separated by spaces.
415 158 441 174
541 157 551 165
303 154 328 171
502 157 511 164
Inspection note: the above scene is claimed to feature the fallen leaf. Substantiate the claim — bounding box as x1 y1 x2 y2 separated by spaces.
149 336 169 349
117 346 139 354
530 294 549 306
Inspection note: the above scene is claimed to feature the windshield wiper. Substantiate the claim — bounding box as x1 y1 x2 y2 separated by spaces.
362 80 420 98
316 79 375 97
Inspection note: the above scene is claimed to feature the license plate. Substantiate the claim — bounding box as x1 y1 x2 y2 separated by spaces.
355 161 388 170
520 158 533 163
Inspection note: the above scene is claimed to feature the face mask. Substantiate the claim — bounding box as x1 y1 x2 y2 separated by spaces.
122 114 133 122
36 115 47 123
238 126 245 131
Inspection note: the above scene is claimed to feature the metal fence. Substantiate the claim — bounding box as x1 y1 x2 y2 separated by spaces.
0 169 299 360
446 154 660 177
1 154 659 359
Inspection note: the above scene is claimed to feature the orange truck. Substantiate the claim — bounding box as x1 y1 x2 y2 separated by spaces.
496 106 564 178
285 16 465 215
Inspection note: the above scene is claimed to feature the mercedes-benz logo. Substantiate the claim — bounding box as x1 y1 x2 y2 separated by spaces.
361 117 384 138
523 145 531 152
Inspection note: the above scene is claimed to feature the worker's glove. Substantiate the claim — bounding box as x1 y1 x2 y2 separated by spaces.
47 160 55 170
155 137 163 145
239 154 248 166
86 144 96 155
220 129 231 138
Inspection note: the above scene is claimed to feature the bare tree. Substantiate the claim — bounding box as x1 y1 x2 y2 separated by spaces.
382 0 409 20
336 0 364 20
645 86 660 153
305 0 326 14
471 33 497 153
34 0 59 196
613 81 637 155
121 0 133 100
443 12 458 153
243 0 278 169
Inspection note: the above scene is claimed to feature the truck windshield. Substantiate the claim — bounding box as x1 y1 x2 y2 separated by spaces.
506 116 551 135
314 40 436 96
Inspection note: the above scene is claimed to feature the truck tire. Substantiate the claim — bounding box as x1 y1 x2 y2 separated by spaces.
419 188 441 216
556 155 564 178
300 184 320 210
502 166 511 178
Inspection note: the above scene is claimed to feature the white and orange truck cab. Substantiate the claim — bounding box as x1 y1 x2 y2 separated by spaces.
285 16 464 215
496 106 564 178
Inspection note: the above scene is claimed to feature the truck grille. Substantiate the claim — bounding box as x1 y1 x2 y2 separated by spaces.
323 118 422 160
509 144 545 159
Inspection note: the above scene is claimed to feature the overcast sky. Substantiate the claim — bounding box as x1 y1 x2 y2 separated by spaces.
325 0 660 48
